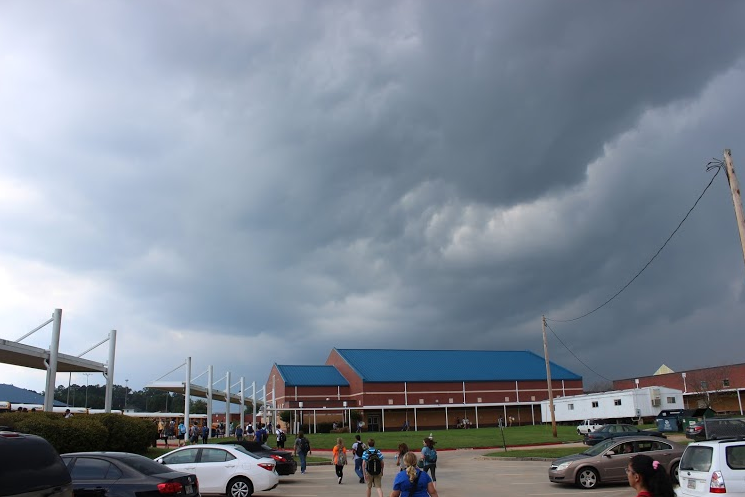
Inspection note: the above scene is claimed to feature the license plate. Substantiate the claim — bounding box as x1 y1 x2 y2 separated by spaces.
185 485 194 494
687 479 696 489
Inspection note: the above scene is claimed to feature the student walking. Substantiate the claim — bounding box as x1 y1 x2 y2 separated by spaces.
351 434 366 483
362 438 385 497
421 437 438 485
394 443 410 471
293 431 311 474
390 452 438 497
332 437 347 484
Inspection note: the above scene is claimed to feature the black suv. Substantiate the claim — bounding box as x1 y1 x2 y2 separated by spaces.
0 431 73 497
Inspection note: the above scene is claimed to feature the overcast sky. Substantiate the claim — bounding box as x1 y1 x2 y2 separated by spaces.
2 1 745 399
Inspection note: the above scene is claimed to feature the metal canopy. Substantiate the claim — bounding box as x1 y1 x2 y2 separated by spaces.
146 381 254 407
0 338 105 373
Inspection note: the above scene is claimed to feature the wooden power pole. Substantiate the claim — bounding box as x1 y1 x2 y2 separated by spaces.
723 149 745 271
542 315 557 437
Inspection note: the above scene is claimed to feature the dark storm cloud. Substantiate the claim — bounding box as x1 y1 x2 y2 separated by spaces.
1 1 745 390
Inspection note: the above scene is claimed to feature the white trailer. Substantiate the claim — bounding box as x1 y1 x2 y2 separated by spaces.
540 386 683 424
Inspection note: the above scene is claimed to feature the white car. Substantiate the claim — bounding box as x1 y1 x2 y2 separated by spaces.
576 419 604 435
156 444 279 497
678 439 745 497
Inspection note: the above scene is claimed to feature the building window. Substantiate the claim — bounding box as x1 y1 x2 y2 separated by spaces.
592 401 599 408
419 399 424 404
388 399 393 405
614 399 622 406
701 381 708 389
568 404 574 410
505 396 510 402
667 397 676 404
449 398 454 403
531 396 536 401
723 378 730 387
477 397 482 403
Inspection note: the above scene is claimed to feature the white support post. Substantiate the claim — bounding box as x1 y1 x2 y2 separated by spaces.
239 377 245 434
475 405 479 429
207 366 213 437
225 372 231 434
104 329 117 412
414 407 417 431
184 357 191 434
252 382 257 430
382 408 385 432
445 406 448 430
44 309 62 412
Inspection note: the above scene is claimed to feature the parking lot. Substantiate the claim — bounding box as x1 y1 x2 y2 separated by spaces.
253 448 637 497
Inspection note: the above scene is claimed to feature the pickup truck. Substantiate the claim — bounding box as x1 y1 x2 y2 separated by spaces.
576 419 603 435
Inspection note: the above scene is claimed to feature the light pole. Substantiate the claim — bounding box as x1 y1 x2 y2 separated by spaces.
124 379 129 411
82 373 92 408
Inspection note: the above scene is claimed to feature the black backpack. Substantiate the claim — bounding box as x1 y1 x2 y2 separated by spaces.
355 442 365 458
300 437 310 453
278 432 287 443
366 449 382 475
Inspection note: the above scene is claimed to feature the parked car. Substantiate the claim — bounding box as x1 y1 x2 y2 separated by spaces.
678 438 745 497
156 444 279 497
577 419 604 435
0 430 73 497
686 418 745 442
217 441 297 475
61 452 199 497
549 436 684 489
583 424 666 445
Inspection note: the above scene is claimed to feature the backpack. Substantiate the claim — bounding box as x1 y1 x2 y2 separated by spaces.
425 447 437 463
355 442 365 458
179 424 186 435
300 437 310 453
336 448 347 466
279 431 287 443
365 449 382 475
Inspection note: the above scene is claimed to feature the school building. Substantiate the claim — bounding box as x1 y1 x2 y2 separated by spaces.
264 348 583 432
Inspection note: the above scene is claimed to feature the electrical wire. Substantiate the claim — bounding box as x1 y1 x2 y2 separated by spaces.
546 163 723 323
545 321 612 382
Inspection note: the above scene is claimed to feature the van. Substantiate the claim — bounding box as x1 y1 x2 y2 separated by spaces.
0 431 73 497
678 438 745 497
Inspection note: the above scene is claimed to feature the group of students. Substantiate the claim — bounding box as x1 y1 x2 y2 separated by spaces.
292 432 439 497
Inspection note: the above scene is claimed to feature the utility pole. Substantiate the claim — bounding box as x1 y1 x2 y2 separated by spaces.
542 315 557 437
723 149 745 271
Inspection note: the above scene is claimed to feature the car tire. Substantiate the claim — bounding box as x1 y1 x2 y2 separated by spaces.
227 476 254 497
575 467 599 489
670 462 679 485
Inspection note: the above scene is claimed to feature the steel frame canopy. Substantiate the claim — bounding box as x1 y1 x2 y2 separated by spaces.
0 309 117 412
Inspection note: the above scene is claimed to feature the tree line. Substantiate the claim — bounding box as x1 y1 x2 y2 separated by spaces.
52 384 210 413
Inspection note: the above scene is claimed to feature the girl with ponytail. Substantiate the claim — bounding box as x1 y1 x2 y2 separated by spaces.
389 451 439 497
626 454 675 497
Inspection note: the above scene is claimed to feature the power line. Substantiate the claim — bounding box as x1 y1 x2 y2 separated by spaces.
546 163 722 323
544 321 612 382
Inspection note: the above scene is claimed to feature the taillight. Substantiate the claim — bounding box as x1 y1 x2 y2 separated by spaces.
258 463 275 471
270 455 286 462
157 482 184 494
710 471 726 493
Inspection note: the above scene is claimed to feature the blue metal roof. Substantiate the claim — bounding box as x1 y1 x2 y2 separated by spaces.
0 383 67 406
276 365 350 387
334 349 581 383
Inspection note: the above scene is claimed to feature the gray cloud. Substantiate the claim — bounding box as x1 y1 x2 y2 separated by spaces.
1 1 745 392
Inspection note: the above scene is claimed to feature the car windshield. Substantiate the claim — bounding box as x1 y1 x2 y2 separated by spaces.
583 439 617 456
232 445 261 459
121 454 176 476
